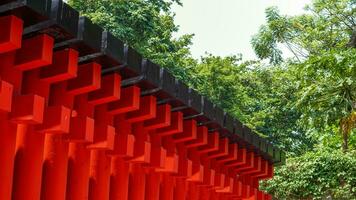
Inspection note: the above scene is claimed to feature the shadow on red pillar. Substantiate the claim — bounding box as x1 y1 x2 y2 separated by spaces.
0 113 17 200
89 149 111 200
174 178 187 200
145 171 161 200
41 134 69 200
66 142 91 200
160 173 175 200
110 156 130 200
12 125 45 200
128 164 146 200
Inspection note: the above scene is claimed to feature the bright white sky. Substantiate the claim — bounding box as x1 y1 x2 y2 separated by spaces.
172 0 311 60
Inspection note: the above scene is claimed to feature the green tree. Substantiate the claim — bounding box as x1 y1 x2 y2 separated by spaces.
68 0 196 81
252 0 356 151
254 0 356 198
251 0 355 64
191 55 314 155
260 150 356 200
295 49 356 151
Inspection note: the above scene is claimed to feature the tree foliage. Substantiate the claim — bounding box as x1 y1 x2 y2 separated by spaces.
261 150 356 200
191 56 314 155
253 0 356 198
68 0 196 80
251 0 355 64
295 49 356 151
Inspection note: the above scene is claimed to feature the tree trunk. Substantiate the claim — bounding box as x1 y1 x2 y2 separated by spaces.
340 119 349 153
342 130 348 153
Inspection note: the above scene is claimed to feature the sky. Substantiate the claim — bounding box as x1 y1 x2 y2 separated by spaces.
172 0 311 60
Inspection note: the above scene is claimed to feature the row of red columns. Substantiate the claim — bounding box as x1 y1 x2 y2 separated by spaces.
0 15 273 200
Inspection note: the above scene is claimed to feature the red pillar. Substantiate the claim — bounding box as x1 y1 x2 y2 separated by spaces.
146 171 161 200
41 134 69 200
66 142 91 200
174 178 187 200
0 113 17 200
12 125 45 200
129 163 146 200
160 173 175 200
110 156 130 200
89 149 111 200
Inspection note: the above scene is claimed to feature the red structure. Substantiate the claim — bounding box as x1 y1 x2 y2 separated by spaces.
0 1 284 200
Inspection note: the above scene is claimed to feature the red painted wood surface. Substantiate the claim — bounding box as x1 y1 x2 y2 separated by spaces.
0 15 273 200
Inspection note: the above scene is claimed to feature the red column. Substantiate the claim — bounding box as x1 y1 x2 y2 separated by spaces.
10 94 46 200
146 171 161 200
42 62 101 200
110 156 130 200
187 182 200 200
0 113 17 200
160 173 175 200
12 125 45 200
41 134 69 200
198 187 211 200
66 142 91 200
0 62 15 200
108 86 140 200
87 74 120 200
89 149 111 200
174 178 187 200
129 163 147 200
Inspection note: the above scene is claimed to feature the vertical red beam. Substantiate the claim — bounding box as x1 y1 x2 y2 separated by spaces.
0 32 52 200
10 91 46 200
89 150 111 200
129 163 147 200
110 156 130 200
160 173 175 200
173 143 192 200
8 32 54 200
87 74 120 200
0 112 17 200
154 115 182 200
66 63 110 200
187 182 200 200
41 134 69 200
108 86 140 200
199 187 211 200
109 119 133 200
174 178 187 200
145 171 161 200
42 62 100 200
126 95 157 200
36 47 79 200
0 20 18 177
66 114 94 199
66 88 98 200
12 125 45 200
209 189 219 200
144 104 172 200
0 70 15 200
66 142 91 200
